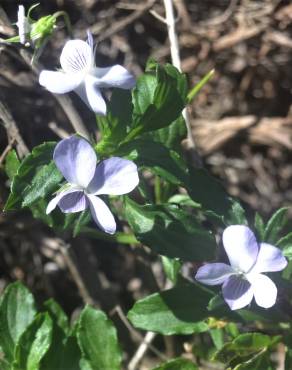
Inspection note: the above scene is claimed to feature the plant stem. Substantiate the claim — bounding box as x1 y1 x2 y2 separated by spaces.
53 11 73 38
80 227 139 245
187 69 215 102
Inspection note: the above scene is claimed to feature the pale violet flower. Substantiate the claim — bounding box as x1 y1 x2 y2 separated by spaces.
39 32 135 115
195 225 287 310
46 136 139 234
16 5 31 45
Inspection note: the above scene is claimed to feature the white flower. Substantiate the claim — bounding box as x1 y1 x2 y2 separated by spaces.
39 32 136 115
195 225 287 310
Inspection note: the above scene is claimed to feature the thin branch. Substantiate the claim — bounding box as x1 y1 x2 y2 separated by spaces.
128 332 157 370
112 306 167 363
0 100 29 158
96 0 156 42
58 242 96 306
162 0 201 166
163 0 181 69
48 121 70 139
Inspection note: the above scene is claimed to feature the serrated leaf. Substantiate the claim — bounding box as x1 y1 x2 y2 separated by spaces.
77 306 122 370
263 207 289 244
153 358 198 370
0 282 36 362
125 198 216 261
13 313 52 370
4 142 62 211
5 150 20 181
127 282 213 335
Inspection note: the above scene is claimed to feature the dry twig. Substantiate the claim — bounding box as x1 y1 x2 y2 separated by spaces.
96 0 156 42
0 100 29 158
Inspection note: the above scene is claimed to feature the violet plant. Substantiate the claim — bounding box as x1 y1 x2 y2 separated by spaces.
2 4 292 370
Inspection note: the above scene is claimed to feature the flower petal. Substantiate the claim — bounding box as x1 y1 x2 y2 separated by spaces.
87 157 139 195
86 30 94 51
251 243 287 273
247 273 277 308
75 79 107 115
222 275 253 310
93 65 136 89
46 187 81 214
87 195 116 234
58 191 88 213
195 263 235 285
53 136 97 188
39 71 81 94
60 40 93 74
222 225 258 273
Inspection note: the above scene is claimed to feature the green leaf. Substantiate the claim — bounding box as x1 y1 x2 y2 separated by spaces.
22 161 62 207
118 139 187 186
213 332 280 366
153 358 198 370
148 115 186 152
40 312 81 370
210 328 224 350
277 232 292 260
43 299 69 334
77 306 122 370
119 139 235 221
207 293 288 324
127 282 213 335
187 167 234 221
254 213 265 241
161 256 182 284
168 194 200 208
0 282 36 362
5 150 20 181
13 313 52 370
228 201 247 225
60 336 82 370
124 64 186 141
4 142 62 210
96 89 133 155
263 207 289 244
125 198 216 261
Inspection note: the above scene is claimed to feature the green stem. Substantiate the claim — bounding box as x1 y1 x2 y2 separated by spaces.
80 227 139 245
53 11 73 38
154 176 162 204
187 69 215 103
